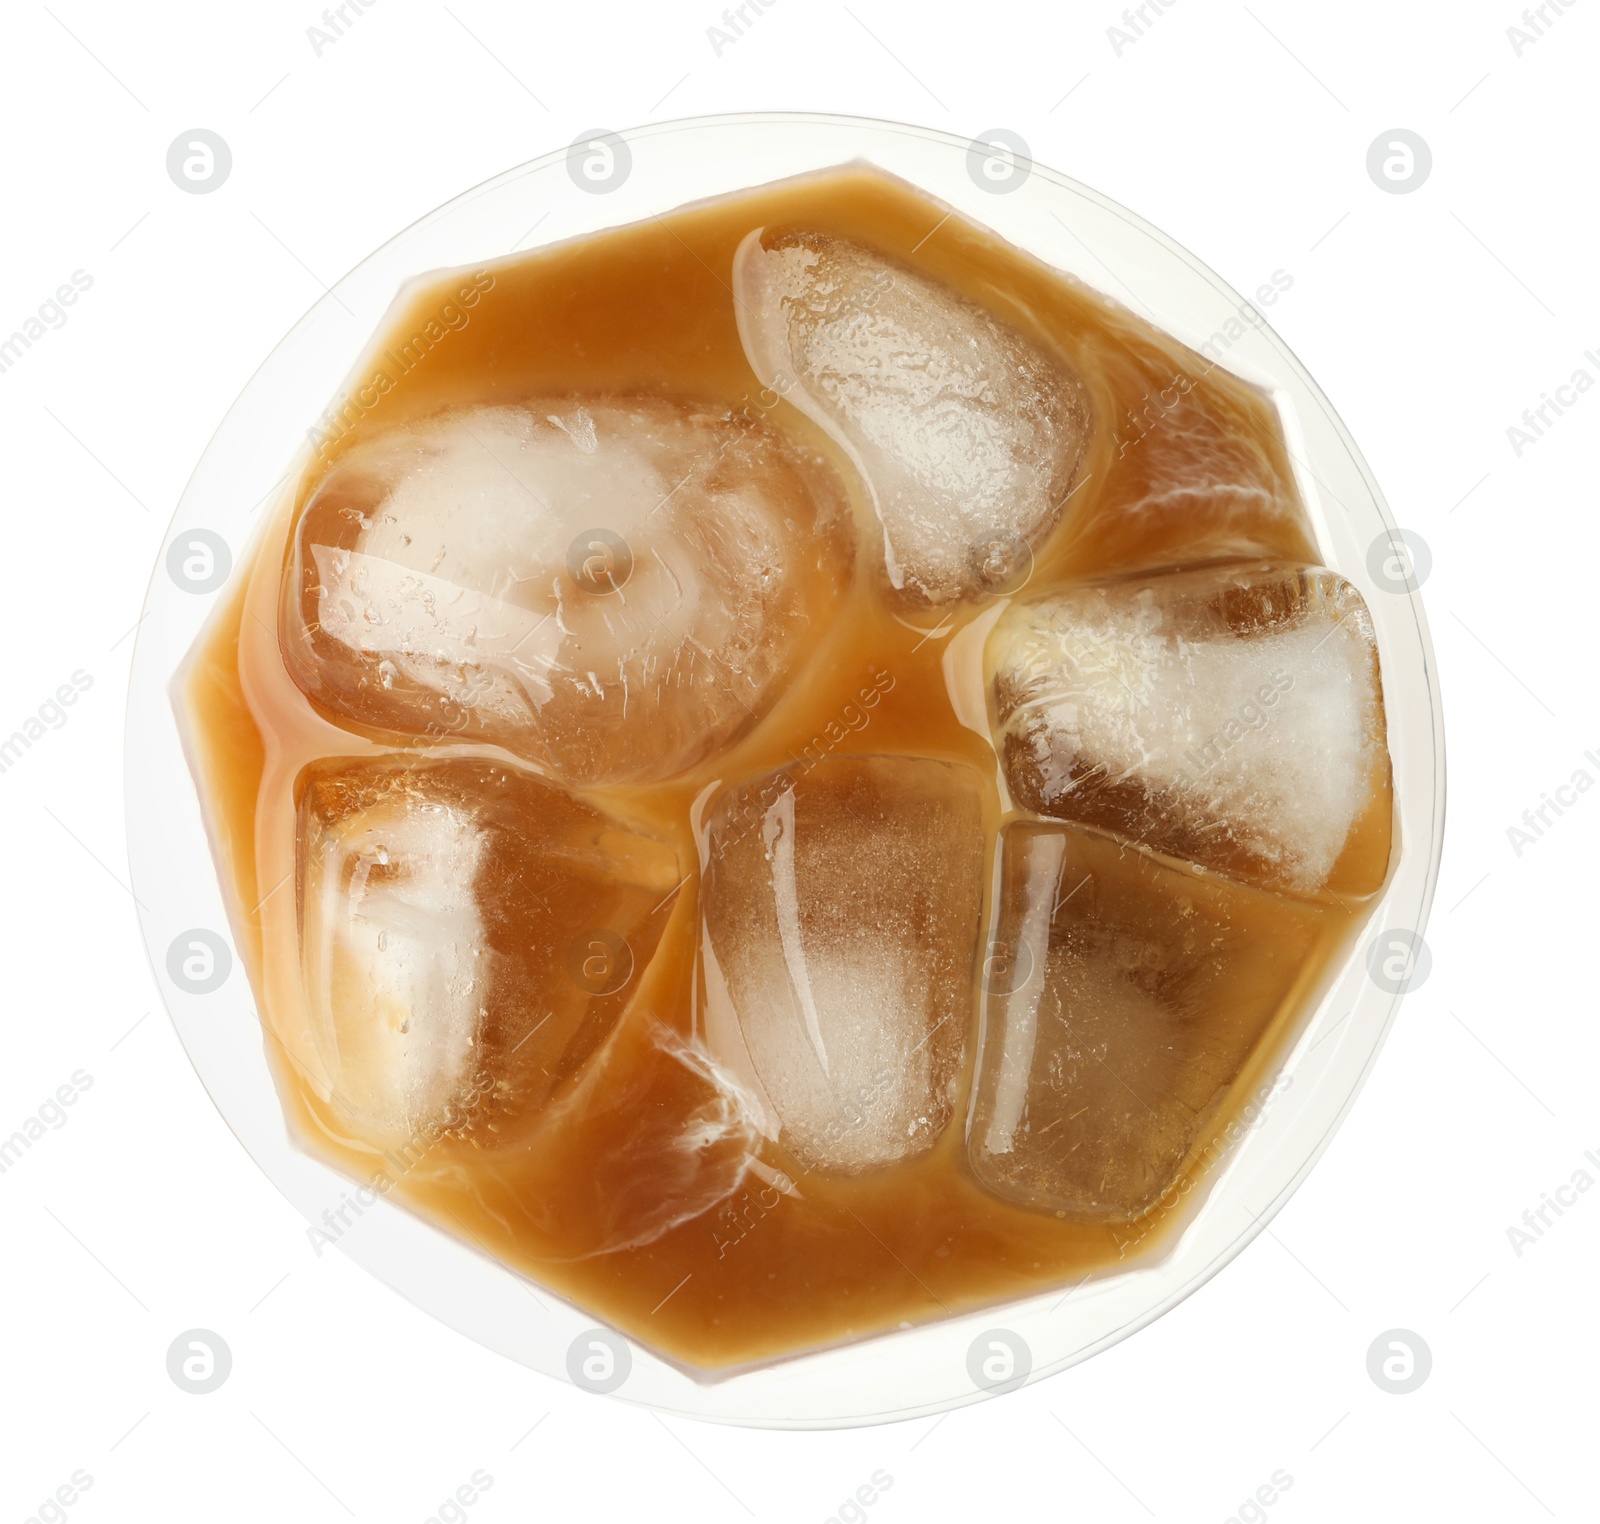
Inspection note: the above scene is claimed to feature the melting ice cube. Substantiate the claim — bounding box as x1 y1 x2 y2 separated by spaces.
700 754 986 1174
733 229 1090 605
282 398 854 785
297 755 680 1145
968 823 1330 1220
1076 367 1315 576
988 562 1390 896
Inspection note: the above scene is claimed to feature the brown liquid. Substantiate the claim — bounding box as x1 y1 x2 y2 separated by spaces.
178 167 1386 1373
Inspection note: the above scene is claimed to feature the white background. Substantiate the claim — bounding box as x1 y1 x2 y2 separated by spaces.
1 2 1595 1520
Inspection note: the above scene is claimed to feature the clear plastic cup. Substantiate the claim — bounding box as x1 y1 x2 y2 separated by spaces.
127 112 1445 1428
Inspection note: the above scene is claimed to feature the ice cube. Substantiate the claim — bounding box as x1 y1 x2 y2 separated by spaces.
968 823 1330 1221
733 229 1090 606
281 397 854 786
699 754 986 1174
1077 373 1316 574
988 562 1390 896
297 755 681 1145
519 1019 775 1259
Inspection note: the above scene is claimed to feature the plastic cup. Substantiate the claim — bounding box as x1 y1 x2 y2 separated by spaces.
127 112 1445 1428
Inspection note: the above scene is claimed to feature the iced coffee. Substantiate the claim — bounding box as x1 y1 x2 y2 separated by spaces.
178 166 1391 1372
